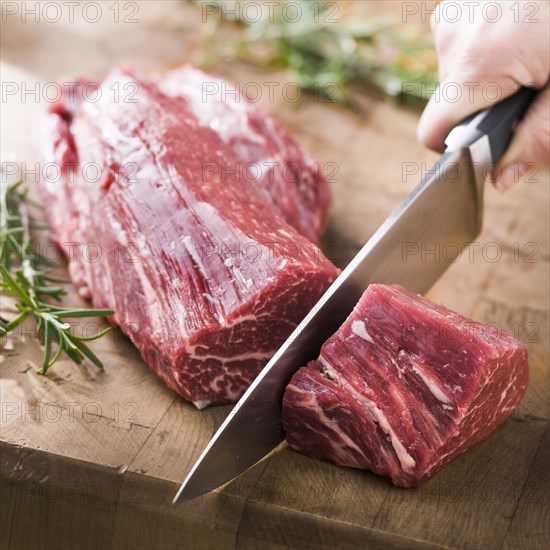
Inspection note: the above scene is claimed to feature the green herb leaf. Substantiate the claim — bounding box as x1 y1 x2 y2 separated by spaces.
187 0 437 109
1 181 115 374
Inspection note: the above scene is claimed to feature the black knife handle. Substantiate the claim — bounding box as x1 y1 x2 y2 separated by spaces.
479 86 538 162
450 86 538 163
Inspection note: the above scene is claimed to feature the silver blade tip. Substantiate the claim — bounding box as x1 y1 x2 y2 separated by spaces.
172 479 204 504
172 468 203 504
173 470 228 504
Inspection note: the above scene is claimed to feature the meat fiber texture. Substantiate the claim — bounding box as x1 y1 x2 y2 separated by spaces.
37 65 339 408
282 284 529 487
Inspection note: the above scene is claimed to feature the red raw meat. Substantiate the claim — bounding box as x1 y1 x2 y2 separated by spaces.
37 65 339 408
282 284 529 487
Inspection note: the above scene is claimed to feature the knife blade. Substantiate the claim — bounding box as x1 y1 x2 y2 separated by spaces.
174 87 537 504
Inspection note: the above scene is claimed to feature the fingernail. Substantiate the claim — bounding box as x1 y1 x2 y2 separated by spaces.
499 137 524 168
493 163 525 192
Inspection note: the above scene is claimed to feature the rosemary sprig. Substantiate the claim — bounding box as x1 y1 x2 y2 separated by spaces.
188 0 438 109
0 181 114 374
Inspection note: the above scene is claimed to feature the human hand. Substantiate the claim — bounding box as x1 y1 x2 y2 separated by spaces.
417 0 550 191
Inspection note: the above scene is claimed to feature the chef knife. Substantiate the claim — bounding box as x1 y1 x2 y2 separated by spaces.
174 87 537 504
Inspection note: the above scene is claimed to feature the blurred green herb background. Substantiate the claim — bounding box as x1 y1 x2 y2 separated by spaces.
186 0 438 109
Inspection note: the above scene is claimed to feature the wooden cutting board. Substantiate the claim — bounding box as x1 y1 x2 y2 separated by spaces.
1 2 548 549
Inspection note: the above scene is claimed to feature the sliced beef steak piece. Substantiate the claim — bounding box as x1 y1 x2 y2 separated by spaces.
37 66 339 408
282 284 528 487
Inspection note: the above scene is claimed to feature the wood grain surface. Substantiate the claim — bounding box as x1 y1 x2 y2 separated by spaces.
1 2 548 549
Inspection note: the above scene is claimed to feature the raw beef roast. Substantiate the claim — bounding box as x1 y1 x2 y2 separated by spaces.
282 284 529 487
37 65 339 408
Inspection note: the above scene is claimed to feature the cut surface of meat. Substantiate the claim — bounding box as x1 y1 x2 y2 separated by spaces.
37 65 339 408
282 284 529 487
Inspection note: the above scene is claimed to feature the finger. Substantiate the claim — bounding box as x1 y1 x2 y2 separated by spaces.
492 84 550 191
430 2 442 33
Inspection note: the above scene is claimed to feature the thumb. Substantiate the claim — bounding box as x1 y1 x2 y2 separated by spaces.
417 79 518 153
492 85 550 192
